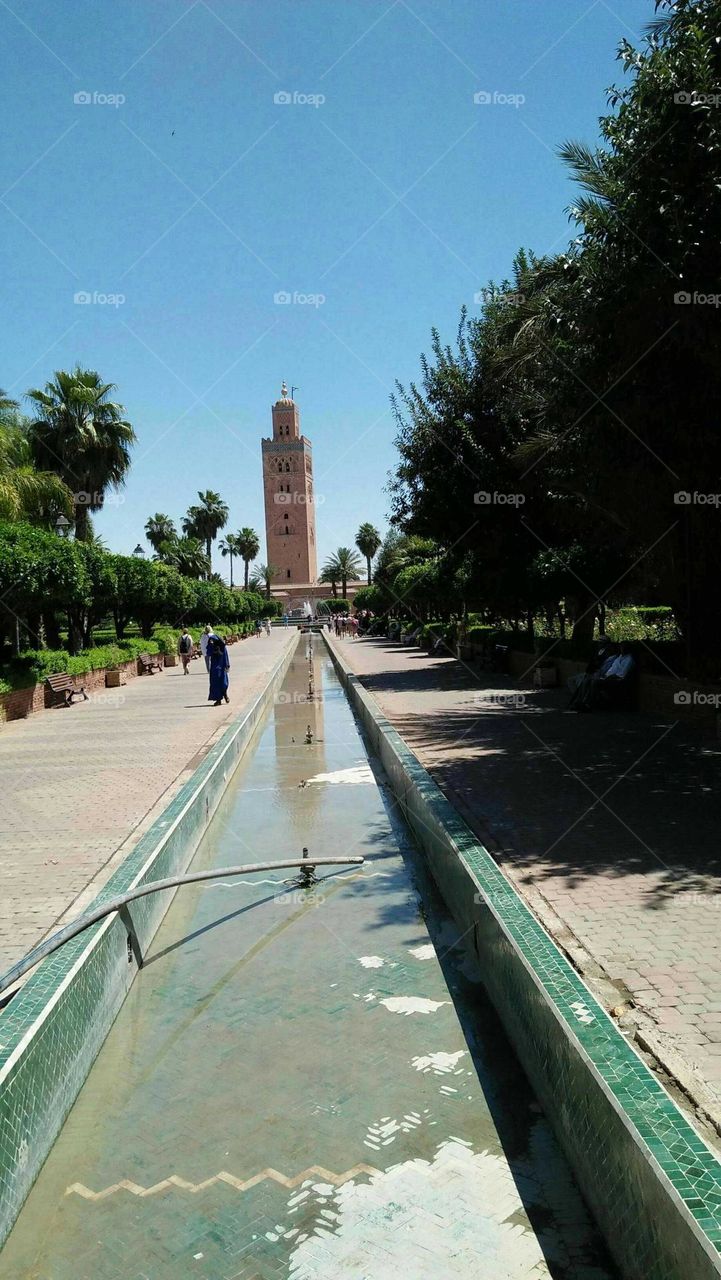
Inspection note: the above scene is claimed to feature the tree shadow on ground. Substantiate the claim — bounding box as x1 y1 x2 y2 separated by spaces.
355 652 721 908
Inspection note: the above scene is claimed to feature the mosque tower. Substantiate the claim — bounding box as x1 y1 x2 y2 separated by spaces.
261 383 318 588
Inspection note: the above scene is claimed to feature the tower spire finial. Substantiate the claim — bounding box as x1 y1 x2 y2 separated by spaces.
281 379 288 400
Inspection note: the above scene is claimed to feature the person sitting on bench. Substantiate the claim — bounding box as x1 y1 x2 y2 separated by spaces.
592 641 636 708
568 641 617 712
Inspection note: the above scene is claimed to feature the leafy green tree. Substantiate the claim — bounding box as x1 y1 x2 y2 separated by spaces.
26 368 135 541
182 490 228 573
0 521 91 653
236 526 260 590
355 522 382 584
145 513 176 552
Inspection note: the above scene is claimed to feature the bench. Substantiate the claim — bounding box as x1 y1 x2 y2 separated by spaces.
45 673 88 708
138 652 162 675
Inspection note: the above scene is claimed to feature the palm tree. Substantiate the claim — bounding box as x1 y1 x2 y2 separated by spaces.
182 489 228 573
235 526 261 589
355 522 381 585
0 406 74 525
26 367 135 540
219 533 240 587
322 547 362 598
250 563 278 599
156 536 209 579
319 558 340 597
145 513 176 552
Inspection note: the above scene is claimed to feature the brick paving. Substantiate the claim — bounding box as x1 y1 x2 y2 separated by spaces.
0 631 295 976
340 635 721 1122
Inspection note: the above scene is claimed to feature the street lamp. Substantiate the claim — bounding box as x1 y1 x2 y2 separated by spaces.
54 515 71 538
133 544 145 557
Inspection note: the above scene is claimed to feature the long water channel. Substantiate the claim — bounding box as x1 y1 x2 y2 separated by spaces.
1 640 615 1280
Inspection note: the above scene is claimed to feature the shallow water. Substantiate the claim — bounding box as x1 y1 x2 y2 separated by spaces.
1 644 614 1279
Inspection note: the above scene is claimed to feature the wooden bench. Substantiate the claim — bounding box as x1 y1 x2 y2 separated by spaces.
138 652 162 675
45 673 88 708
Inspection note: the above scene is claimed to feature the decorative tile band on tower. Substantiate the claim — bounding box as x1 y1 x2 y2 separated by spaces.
261 383 318 588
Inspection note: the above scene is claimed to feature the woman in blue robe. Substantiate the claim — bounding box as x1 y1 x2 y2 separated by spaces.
207 634 230 705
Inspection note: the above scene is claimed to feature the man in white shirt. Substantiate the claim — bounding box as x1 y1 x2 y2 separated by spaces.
199 625 212 672
603 649 634 681
594 642 636 707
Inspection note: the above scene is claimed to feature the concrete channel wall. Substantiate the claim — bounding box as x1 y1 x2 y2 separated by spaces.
324 634 721 1280
0 636 298 1249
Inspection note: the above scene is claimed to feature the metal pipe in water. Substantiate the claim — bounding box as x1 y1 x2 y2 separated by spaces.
0 856 364 998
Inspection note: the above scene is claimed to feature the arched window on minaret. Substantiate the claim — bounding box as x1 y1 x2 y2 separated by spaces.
285 462 290 472
277 462 282 473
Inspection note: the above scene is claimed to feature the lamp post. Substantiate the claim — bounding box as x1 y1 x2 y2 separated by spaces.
54 515 71 539
133 544 145 557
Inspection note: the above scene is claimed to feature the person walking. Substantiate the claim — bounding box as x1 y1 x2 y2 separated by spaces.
178 627 193 675
264 617 271 636
255 617 263 637
207 633 230 706
199 625 212 672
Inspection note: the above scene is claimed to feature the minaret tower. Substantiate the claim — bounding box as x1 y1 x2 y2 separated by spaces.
261 382 318 587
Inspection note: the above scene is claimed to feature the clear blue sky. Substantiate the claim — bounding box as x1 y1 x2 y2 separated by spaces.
1 0 650 576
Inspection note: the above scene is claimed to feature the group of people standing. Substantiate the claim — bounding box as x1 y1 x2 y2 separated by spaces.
177 625 230 707
328 613 359 638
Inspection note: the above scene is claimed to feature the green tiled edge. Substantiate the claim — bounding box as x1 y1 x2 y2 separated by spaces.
0 636 298 1248
325 634 721 1280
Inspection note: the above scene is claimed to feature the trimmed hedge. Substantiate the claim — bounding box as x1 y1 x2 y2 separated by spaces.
0 622 260 693
0 639 161 693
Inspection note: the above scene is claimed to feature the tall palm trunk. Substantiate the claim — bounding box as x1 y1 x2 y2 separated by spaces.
342 575 348 598
228 553 234 588
366 556 372 584
244 559 250 590
74 503 90 541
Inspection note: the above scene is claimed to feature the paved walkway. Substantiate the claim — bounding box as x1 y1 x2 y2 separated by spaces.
0 630 296 977
339 636 721 1132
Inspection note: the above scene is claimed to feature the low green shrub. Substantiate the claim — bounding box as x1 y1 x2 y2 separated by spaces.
466 624 496 646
